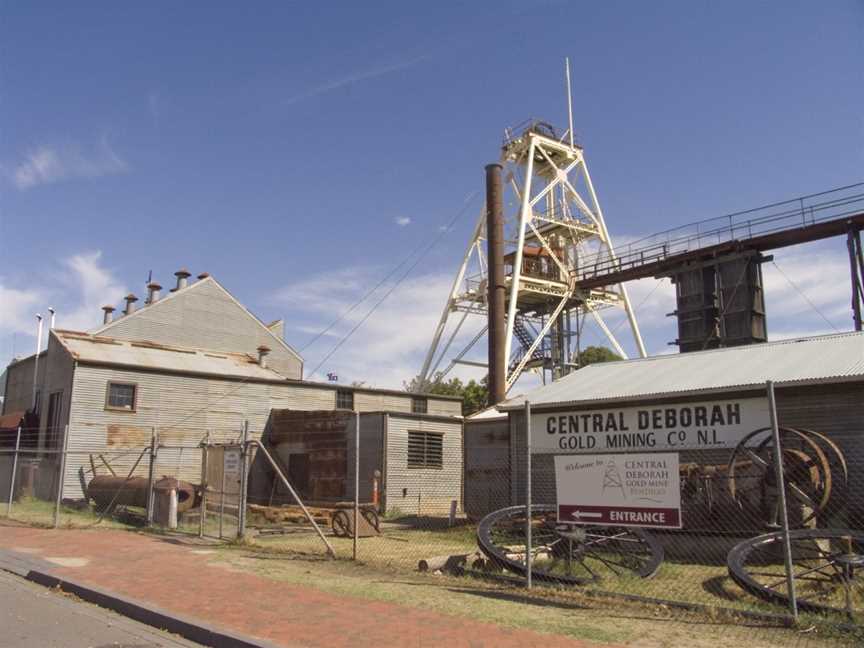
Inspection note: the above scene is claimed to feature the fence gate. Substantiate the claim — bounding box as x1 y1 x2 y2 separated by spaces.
201 443 244 539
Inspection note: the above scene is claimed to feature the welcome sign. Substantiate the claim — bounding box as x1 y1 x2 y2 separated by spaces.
531 397 770 454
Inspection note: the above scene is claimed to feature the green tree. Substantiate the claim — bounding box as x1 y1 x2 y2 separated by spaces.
404 374 489 416
575 345 622 368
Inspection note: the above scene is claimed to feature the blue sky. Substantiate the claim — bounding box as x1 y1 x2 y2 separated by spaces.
1 1 862 389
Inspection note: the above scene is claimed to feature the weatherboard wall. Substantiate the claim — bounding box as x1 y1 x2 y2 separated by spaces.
383 414 463 516
2 355 44 415
97 278 303 379
54 364 462 500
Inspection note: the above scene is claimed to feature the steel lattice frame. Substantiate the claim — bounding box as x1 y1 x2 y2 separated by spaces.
419 121 647 394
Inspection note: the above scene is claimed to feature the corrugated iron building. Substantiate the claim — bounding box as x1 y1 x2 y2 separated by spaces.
253 409 463 515
466 332 864 522
1 272 462 501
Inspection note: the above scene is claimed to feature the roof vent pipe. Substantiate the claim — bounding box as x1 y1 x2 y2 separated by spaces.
102 305 115 324
124 294 138 315
197 272 210 280
257 345 271 369
147 282 162 304
174 268 191 291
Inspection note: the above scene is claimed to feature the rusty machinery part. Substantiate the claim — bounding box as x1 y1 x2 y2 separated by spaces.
727 427 831 529
330 507 381 538
331 510 351 537
88 476 197 513
361 506 380 533
794 428 849 489
476 505 663 585
727 528 864 616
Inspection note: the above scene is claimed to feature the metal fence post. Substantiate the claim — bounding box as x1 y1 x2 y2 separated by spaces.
219 450 226 540
199 431 210 538
7 426 21 517
53 425 70 528
353 410 360 561
238 421 249 539
525 400 532 590
146 428 158 526
767 380 798 621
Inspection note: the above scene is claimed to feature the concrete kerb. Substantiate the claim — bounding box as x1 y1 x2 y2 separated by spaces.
0 550 284 648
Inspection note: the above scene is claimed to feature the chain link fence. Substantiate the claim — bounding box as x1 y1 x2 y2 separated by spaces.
2 402 861 633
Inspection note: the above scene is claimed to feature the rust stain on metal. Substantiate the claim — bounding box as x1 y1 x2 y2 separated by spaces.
106 424 151 447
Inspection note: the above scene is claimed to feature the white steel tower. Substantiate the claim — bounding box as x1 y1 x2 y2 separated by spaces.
418 64 646 398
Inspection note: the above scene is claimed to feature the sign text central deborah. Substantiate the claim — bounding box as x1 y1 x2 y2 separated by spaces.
532 397 770 454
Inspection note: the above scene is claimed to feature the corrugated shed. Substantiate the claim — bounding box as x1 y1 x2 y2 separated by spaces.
384 414 463 515
500 332 864 410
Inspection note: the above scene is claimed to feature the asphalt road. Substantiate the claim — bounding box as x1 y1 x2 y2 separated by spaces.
0 569 203 648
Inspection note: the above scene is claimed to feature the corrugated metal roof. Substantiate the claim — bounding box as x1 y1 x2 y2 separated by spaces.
500 332 864 411
54 330 287 382
466 405 507 421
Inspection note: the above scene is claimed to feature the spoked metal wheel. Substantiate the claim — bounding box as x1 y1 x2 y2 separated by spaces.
331 510 351 537
728 427 831 528
477 505 664 585
727 529 864 617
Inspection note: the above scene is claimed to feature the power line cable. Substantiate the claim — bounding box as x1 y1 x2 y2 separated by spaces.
310 192 480 377
148 192 480 434
299 238 433 352
770 260 840 333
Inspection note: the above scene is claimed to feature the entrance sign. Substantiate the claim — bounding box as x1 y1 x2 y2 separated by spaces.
223 449 242 482
554 453 682 529
532 397 770 454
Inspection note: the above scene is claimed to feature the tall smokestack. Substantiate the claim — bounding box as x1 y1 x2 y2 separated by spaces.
486 163 506 405
102 305 115 324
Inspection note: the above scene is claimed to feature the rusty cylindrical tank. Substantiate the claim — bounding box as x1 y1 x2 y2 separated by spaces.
87 475 197 512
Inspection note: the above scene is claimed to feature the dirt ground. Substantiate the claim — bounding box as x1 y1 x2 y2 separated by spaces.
213 541 862 648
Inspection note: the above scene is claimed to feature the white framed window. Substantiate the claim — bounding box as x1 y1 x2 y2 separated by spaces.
105 382 137 412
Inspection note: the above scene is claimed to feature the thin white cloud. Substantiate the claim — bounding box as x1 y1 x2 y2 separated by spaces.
283 55 427 106
274 239 855 390
394 216 412 227
276 267 466 387
0 252 128 368
10 136 128 190
0 284 44 337
58 251 129 332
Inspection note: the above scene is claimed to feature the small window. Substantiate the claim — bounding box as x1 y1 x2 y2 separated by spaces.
106 382 137 412
336 389 354 410
407 431 443 469
411 397 428 414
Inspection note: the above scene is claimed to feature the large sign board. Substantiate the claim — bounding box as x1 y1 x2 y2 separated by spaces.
532 397 770 454
554 453 681 529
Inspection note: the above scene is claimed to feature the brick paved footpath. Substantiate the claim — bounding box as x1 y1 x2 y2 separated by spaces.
0 525 602 648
